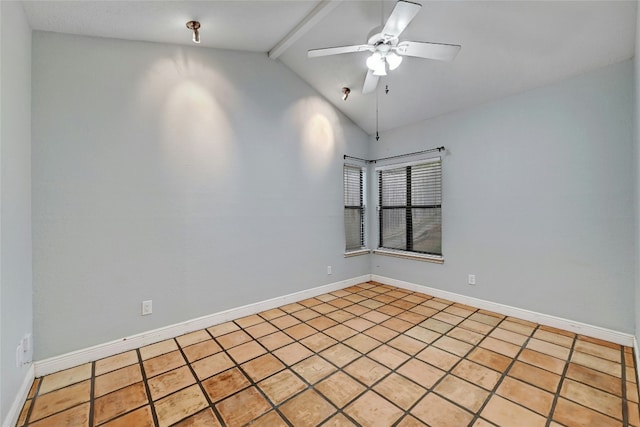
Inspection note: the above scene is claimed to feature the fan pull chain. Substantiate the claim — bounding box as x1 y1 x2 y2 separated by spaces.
376 89 380 141
375 0 384 143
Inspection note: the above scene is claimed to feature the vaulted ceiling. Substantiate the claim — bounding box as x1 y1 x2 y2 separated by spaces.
22 0 637 135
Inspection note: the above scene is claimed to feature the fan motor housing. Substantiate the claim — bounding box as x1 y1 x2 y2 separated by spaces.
367 26 399 46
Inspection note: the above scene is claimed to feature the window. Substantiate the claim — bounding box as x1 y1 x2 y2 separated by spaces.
377 158 442 259
344 164 366 252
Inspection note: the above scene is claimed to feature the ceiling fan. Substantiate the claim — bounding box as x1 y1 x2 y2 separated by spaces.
307 0 461 94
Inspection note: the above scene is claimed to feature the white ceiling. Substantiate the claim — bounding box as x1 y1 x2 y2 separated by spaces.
22 0 637 135
22 1 320 52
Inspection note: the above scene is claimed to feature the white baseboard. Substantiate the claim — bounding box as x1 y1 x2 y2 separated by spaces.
634 337 640 384
34 275 370 377
372 275 635 347
2 363 35 427
32 273 636 378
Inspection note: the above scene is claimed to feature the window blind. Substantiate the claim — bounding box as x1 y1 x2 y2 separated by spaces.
344 165 365 251
378 158 442 256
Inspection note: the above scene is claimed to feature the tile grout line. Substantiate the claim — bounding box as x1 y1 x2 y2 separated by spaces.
23 380 92 426
428 313 536 426
269 292 396 425
208 323 296 426
243 291 368 426
552 355 627 395
204 295 341 424
288 285 423 416
168 293 627 425
546 337 630 425
489 324 564 420
40 285 626 425
315 284 427 425
545 324 578 427
88 361 96 427
18 283 588 425
400 298 629 425
384 294 539 424
175 330 229 427
387 303 488 425
621 344 629 426
236 342 339 426
85 370 148 426
136 347 161 427
38 287 369 426
628 346 640 426
235 283 410 425
26 402 89 426
387 287 549 424
22 281 637 427
303 284 489 425
22 378 41 426
544 331 577 427
299 284 544 425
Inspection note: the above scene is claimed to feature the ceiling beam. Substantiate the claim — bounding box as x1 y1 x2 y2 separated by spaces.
268 0 343 60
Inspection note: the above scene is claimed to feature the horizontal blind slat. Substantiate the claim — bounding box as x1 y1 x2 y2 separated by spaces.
378 159 442 256
345 165 365 251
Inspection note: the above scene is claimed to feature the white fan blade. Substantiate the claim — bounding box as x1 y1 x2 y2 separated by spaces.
362 70 379 94
381 0 421 40
308 44 372 58
396 41 461 62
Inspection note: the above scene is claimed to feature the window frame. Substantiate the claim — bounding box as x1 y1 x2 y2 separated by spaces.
343 163 369 256
374 157 443 263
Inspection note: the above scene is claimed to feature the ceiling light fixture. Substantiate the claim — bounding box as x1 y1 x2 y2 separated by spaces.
307 0 461 95
341 87 351 101
186 21 201 44
372 61 387 76
366 51 386 76
365 42 402 76
385 52 403 70
365 51 382 70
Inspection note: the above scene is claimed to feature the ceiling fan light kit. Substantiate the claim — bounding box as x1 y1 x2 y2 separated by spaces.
308 0 461 94
385 52 403 70
366 41 402 75
367 52 387 76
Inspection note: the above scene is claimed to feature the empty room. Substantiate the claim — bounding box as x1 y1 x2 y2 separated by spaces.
2 0 640 426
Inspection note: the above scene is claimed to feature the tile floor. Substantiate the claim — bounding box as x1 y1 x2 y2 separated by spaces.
16 282 640 427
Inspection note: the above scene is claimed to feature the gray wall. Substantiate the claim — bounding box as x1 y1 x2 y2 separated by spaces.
26 21 640 362
32 32 370 359
1 0 33 420
635 5 640 348
371 60 635 333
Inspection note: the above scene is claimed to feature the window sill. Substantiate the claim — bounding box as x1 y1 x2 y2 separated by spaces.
373 249 444 264
344 249 371 258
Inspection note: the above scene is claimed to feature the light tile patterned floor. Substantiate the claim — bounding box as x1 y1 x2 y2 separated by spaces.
17 282 640 426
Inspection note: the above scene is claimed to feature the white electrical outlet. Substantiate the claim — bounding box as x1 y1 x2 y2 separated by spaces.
22 334 32 353
21 333 33 364
142 300 153 316
327 265 332 275
468 274 476 285
16 344 23 368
